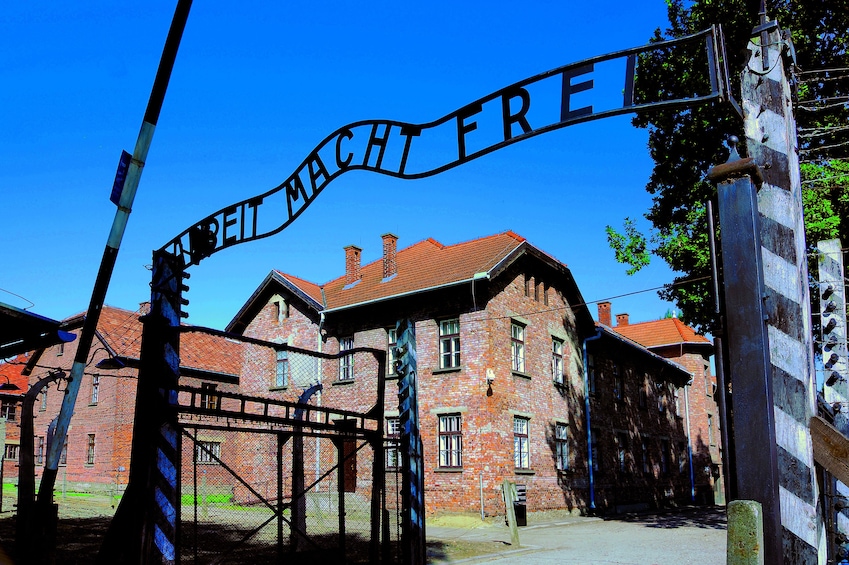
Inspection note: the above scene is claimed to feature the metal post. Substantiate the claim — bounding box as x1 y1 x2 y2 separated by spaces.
708 145 783 565
37 2 194 523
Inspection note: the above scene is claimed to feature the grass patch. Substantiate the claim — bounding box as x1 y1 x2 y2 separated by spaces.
64 492 94 498
181 493 233 505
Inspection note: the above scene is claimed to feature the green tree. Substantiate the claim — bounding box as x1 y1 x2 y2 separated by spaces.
608 0 849 333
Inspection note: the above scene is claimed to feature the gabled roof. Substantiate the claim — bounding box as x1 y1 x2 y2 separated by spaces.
228 231 595 332
612 317 711 349
323 231 529 311
67 305 241 377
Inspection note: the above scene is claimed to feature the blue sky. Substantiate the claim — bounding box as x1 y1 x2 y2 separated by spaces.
1 1 684 330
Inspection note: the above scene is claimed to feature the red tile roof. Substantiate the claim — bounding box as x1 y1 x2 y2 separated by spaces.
275 231 529 310
0 356 29 396
612 317 710 348
74 305 241 376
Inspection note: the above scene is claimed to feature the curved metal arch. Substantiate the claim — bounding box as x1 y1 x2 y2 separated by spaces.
161 26 728 268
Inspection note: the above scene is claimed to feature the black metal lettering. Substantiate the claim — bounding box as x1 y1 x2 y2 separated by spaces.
247 197 262 240
335 128 354 170
307 153 331 193
501 87 533 141
398 126 421 175
457 103 482 160
222 205 239 245
285 174 310 219
561 64 594 121
363 123 391 170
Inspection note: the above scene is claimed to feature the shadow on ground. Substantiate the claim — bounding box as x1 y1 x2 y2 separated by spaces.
603 506 727 530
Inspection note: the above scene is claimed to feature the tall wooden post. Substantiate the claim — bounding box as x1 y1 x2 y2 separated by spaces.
741 19 824 563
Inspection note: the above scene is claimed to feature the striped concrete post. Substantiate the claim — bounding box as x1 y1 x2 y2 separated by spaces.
741 22 825 563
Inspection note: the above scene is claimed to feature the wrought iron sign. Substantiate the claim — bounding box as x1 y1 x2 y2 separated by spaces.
162 26 729 267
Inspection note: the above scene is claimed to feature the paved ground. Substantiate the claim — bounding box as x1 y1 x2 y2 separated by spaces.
427 507 727 564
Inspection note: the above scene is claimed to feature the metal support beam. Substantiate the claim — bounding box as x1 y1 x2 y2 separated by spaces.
709 148 783 565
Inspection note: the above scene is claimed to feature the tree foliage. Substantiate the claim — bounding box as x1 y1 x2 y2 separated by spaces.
608 0 849 333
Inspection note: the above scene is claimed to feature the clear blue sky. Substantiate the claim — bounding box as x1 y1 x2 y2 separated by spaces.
2 1 684 331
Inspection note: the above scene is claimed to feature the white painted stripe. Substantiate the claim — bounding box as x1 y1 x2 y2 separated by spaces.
838 511 849 536
780 486 819 548
758 184 797 230
768 326 811 387
775 406 813 465
754 107 790 156
762 247 800 303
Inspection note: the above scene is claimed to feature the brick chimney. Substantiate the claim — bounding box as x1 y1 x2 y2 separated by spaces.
344 245 362 286
597 301 612 326
616 313 629 327
382 233 398 279
139 301 151 315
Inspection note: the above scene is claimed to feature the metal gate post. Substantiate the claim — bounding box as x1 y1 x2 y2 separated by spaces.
708 145 783 565
395 318 426 565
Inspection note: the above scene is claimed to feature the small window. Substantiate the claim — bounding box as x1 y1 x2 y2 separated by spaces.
674 387 681 416
551 338 564 384
513 417 530 470
660 439 671 475
387 328 397 376
275 350 289 388
57 343 64 356
4 444 19 461
511 323 525 373
616 431 629 473
555 423 569 471
339 337 355 380
273 298 289 323
40 390 48 411
90 375 100 405
640 436 650 474
638 386 648 410
1 400 16 421
439 320 461 370
59 439 68 466
613 364 624 401
438 414 462 468
386 417 400 469
200 383 219 410
36 437 45 465
587 354 596 396
195 441 221 464
657 383 667 414
86 434 96 465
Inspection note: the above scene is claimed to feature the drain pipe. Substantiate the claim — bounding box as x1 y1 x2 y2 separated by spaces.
582 327 602 510
684 380 696 503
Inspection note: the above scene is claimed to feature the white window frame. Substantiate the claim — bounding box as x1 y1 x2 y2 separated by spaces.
339 337 355 380
438 414 462 468
387 328 397 376
275 349 289 388
439 320 461 370
386 417 401 469
195 441 222 464
513 416 530 470
555 423 569 470
90 375 100 405
511 323 525 373
86 434 96 465
552 338 564 383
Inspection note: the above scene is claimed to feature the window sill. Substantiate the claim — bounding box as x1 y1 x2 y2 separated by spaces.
553 380 567 388
386 374 399 381
433 367 461 375
269 385 289 392
434 467 463 473
332 379 356 386
514 468 535 475
512 371 531 380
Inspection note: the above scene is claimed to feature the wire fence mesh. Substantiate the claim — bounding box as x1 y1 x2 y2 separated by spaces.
175 329 402 564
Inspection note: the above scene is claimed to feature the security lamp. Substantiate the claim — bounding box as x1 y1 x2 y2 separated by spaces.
95 357 125 370
0 376 19 391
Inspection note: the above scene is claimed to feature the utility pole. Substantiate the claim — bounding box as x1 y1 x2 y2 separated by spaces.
33 0 194 551
741 11 824 563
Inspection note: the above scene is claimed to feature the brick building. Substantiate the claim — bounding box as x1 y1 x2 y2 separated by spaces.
228 231 713 515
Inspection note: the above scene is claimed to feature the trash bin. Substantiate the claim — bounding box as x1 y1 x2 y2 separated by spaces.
514 484 527 527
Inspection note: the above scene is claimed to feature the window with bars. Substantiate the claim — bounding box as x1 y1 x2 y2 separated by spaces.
386 417 400 469
275 349 289 388
5 444 19 461
339 337 355 380
439 320 460 370
195 441 221 464
36 437 44 465
90 375 100 405
200 383 219 410
552 338 564 384
555 423 569 471
513 417 530 470
438 414 462 468
511 323 525 373
86 434 96 465
387 328 397 376
40 390 47 411
640 436 650 474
